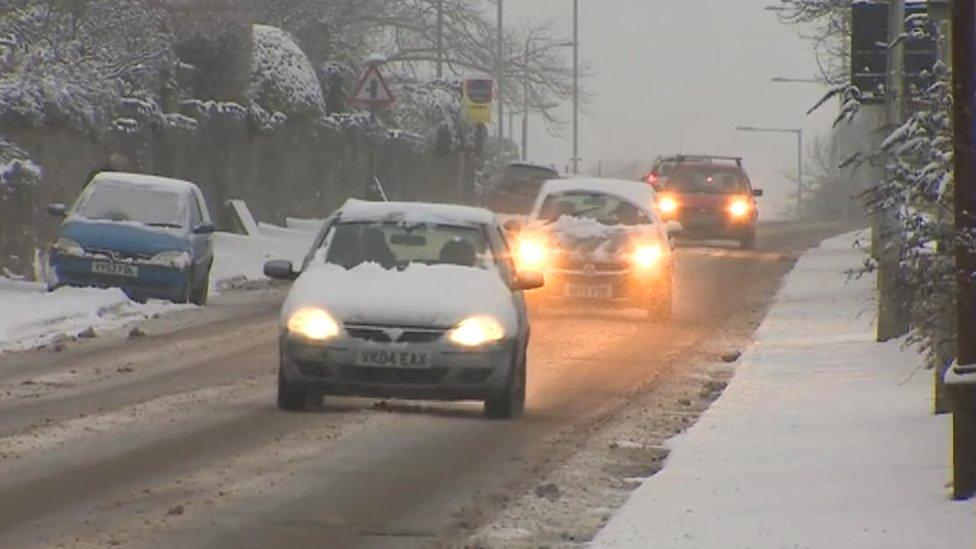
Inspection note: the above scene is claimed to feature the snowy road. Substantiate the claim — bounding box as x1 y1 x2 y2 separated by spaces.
0 222 849 548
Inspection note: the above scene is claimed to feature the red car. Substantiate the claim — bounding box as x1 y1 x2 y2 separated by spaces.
648 157 763 249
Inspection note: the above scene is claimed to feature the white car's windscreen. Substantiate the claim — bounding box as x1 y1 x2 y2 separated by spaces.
538 192 651 226
321 222 494 271
73 182 189 228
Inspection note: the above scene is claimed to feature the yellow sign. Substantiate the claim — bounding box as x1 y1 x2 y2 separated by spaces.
463 79 494 125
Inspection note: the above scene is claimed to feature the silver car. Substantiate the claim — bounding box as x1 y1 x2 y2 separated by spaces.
264 200 543 419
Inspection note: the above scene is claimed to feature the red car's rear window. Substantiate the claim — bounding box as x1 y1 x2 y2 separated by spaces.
665 165 749 194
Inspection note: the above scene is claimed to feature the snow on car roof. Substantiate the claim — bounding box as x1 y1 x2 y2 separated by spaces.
536 177 657 212
89 172 199 195
337 199 497 226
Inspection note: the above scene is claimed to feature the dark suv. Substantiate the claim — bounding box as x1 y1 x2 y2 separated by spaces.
651 156 763 249
481 163 561 215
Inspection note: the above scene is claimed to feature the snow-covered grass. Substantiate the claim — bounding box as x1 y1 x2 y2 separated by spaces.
0 222 318 353
591 231 976 548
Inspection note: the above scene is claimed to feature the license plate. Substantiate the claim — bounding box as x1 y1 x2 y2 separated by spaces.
92 262 138 278
355 348 432 369
566 284 612 299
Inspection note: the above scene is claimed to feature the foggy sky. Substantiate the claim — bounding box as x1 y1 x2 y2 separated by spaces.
505 0 837 219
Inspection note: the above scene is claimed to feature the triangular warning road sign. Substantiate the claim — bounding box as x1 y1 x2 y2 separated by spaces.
351 66 395 109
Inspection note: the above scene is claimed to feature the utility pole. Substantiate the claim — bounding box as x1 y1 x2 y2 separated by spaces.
496 0 504 139
877 0 910 342
572 0 580 174
435 0 444 78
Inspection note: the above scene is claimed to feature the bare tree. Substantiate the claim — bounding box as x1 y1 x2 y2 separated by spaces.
771 0 853 84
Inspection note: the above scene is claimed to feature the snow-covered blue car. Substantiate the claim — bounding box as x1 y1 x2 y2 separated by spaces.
47 173 216 305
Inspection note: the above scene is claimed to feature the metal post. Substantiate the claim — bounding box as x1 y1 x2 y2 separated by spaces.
797 129 804 220
436 0 444 78
522 39 530 161
496 0 504 139
572 0 580 174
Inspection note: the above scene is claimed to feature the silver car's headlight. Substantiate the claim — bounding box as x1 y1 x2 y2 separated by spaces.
448 316 506 347
149 250 191 268
287 308 341 342
54 237 84 256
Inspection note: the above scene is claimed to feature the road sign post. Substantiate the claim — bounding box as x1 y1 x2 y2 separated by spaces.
350 61 395 200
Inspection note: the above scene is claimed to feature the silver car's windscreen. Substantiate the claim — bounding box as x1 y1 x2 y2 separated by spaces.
321 222 494 271
73 181 189 228
538 192 649 226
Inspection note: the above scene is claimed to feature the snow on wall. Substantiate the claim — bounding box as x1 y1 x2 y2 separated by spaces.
247 25 325 121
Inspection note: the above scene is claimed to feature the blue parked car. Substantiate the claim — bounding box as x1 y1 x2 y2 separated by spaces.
47 173 216 305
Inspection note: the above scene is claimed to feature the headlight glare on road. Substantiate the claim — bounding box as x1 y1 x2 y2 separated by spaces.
728 198 752 219
658 195 679 216
516 237 548 272
287 308 340 342
448 316 505 347
632 244 664 270
54 237 84 256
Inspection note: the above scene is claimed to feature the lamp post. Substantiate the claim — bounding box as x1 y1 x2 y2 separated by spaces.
736 126 804 219
496 0 504 139
572 0 580 174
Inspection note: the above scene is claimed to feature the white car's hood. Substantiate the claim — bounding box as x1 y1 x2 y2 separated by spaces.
282 262 517 331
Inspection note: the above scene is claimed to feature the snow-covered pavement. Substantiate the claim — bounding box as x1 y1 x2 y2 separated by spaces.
0 220 318 352
592 232 976 548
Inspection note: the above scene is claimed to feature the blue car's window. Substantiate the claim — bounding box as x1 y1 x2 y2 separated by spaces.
74 182 189 229
321 222 493 271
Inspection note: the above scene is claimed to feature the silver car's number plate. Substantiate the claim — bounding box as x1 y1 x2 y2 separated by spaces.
566 284 612 299
92 262 138 278
356 348 432 369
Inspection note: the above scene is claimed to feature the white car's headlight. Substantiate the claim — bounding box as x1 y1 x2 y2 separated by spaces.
448 316 506 347
287 308 341 342
149 250 191 268
54 237 84 256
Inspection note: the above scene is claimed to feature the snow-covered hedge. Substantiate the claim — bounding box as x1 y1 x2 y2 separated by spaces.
248 25 325 121
0 138 41 189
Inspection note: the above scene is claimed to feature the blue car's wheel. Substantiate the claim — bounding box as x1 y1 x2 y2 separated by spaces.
190 264 211 306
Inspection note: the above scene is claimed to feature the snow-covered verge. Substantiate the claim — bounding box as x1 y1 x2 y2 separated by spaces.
592 232 976 548
0 222 318 353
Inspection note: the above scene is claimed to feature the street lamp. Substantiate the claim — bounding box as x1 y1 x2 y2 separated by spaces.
770 77 824 84
736 126 805 219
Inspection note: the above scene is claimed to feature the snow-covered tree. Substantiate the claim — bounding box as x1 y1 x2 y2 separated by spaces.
248 24 325 121
0 0 175 132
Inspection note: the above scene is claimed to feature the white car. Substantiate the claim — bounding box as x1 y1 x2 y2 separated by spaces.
509 178 680 319
264 200 543 419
